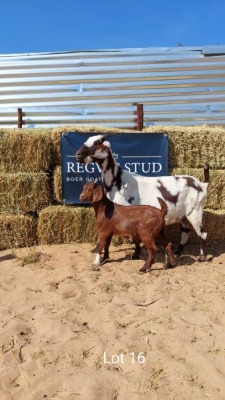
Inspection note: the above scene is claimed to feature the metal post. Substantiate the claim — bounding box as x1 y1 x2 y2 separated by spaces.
136 103 144 131
17 108 23 128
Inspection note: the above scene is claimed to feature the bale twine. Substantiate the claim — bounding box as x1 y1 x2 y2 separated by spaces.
0 173 51 213
37 206 97 245
170 168 225 210
0 214 37 250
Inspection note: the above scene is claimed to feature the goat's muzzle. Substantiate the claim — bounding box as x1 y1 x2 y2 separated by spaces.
80 192 92 202
75 151 85 163
75 144 90 163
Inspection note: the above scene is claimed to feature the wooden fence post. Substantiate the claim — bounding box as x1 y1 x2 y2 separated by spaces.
17 108 23 128
136 103 144 131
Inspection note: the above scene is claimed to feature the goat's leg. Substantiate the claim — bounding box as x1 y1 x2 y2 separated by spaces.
157 230 176 269
139 247 155 273
186 211 207 262
132 240 142 260
90 245 98 253
92 235 112 266
139 237 157 273
198 236 207 262
164 242 176 269
92 236 106 266
175 219 191 255
100 236 112 265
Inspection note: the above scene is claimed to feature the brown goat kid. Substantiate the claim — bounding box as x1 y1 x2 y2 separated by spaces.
80 182 176 273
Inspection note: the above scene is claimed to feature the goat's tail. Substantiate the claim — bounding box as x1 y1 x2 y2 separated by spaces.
157 197 168 216
203 163 210 183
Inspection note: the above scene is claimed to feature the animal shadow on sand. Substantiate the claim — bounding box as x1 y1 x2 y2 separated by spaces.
0 253 16 263
101 244 216 270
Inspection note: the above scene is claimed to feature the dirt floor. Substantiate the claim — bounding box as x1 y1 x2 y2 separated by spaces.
0 241 225 400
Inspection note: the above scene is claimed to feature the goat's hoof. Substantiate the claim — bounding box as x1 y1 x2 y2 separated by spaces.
163 262 176 270
139 267 150 273
91 261 100 267
100 257 109 266
198 255 206 262
132 255 140 260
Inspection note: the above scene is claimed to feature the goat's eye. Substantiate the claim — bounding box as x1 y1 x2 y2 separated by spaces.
94 139 103 145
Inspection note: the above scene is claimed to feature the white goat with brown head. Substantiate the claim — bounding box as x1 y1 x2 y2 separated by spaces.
76 134 209 262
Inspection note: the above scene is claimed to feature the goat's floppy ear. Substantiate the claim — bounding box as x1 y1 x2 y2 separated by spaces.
93 185 103 202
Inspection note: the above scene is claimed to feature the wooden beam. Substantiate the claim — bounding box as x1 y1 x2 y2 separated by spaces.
136 103 144 131
17 108 23 128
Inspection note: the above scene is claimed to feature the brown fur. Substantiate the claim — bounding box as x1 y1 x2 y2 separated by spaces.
80 182 176 272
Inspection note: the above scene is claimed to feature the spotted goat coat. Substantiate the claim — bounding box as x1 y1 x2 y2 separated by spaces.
76 134 209 261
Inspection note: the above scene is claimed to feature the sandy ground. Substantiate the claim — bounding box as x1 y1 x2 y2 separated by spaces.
0 241 225 400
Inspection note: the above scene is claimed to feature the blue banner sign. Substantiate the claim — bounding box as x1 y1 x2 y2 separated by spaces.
61 132 168 204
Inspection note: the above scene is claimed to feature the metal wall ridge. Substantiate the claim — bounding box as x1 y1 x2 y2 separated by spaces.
1 45 225 128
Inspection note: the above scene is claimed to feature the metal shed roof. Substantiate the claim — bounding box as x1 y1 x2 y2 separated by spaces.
1 45 225 128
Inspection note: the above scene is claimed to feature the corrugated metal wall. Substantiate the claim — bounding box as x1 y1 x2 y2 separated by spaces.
1 45 225 128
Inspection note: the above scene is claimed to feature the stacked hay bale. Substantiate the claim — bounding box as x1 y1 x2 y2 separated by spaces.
0 129 53 249
1 125 225 249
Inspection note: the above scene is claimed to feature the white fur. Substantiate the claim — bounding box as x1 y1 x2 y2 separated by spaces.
92 253 101 266
84 135 103 147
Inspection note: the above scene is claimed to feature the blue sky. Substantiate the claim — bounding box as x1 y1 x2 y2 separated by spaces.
1 0 225 54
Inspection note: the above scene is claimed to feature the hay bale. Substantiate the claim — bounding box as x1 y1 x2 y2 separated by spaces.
144 125 225 169
203 209 225 242
170 168 225 210
1 125 225 172
0 214 37 250
37 205 97 245
53 166 62 203
0 173 51 213
37 205 225 246
0 129 54 172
